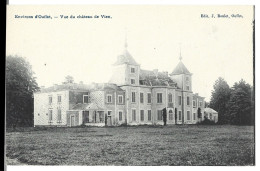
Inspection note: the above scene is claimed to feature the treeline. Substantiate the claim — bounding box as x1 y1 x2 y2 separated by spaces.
6 56 39 128
209 77 254 125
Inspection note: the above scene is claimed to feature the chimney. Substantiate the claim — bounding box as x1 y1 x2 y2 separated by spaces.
153 69 158 78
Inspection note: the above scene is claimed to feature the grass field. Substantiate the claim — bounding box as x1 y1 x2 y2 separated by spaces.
5 125 254 166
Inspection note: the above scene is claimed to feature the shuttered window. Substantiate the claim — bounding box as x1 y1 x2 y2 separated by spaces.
140 110 144 121
148 110 152 121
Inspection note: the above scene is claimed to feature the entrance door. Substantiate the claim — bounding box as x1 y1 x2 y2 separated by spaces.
107 116 112 126
71 116 75 127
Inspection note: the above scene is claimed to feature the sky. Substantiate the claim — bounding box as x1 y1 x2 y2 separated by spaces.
6 5 254 101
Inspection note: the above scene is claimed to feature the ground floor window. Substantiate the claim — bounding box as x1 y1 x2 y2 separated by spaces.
132 109 136 121
193 113 196 120
140 110 144 121
187 111 191 120
119 111 123 121
48 109 53 121
178 111 182 121
57 109 62 122
157 110 162 120
148 110 151 121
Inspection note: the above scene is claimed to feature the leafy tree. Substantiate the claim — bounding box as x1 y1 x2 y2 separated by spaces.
6 55 39 128
209 77 231 124
64 75 74 84
228 79 254 125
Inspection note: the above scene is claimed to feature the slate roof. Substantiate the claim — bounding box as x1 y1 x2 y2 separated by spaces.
170 61 191 75
139 69 177 87
113 49 139 66
72 103 103 110
37 83 123 93
37 83 91 93
204 108 218 114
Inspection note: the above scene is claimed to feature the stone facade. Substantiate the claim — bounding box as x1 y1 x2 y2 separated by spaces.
34 45 205 127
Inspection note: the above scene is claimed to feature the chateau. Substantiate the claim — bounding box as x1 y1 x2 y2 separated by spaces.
34 43 206 127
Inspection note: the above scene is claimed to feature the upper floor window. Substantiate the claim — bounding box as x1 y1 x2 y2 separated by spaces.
118 95 123 104
157 93 162 103
57 95 62 103
132 92 136 103
193 113 196 120
193 100 196 107
131 79 135 85
147 93 151 104
140 93 144 103
178 96 182 105
186 85 190 91
131 67 135 73
199 101 202 107
140 110 144 121
49 96 52 104
187 96 190 106
83 95 89 103
107 95 112 103
168 93 173 103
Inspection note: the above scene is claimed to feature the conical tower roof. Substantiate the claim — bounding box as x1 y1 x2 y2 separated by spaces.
113 49 139 66
170 61 191 75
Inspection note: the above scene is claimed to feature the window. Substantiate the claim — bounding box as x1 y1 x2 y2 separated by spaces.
169 110 173 120
148 110 152 121
193 100 196 108
132 109 136 121
131 67 135 73
57 95 61 103
147 93 151 104
140 93 144 103
119 111 123 121
187 111 191 120
118 95 123 104
157 110 162 120
49 96 52 104
157 93 162 103
108 111 112 116
178 96 182 105
187 96 190 105
107 95 112 103
131 92 136 103
57 109 62 121
186 85 190 91
131 79 135 84
178 111 182 121
199 101 202 107
140 110 144 121
168 93 173 103
193 113 196 120
48 109 53 121
83 95 89 103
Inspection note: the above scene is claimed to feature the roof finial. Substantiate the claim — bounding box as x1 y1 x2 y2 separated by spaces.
125 27 128 49
179 43 182 61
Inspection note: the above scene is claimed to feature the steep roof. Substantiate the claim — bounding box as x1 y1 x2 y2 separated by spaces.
139 69 177 87
170 61 191 75
72 103 103 110
113 49 139 66
204 108 218 114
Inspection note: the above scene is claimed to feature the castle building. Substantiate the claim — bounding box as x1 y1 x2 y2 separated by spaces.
34 43 205 127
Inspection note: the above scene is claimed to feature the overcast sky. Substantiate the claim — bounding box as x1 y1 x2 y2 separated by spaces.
6 5 254 101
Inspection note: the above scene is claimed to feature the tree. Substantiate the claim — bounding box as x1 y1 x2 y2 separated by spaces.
64 75 74 84
228 79 254 125
209 77 231 124
6 55 39 128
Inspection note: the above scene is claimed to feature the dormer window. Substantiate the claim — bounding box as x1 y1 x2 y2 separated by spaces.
131 67 135 73
83 94 89 103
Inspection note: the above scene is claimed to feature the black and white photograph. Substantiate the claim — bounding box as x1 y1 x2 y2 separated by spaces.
5 1 255 168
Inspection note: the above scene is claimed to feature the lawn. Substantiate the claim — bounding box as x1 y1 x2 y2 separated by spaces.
5 125 254 166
